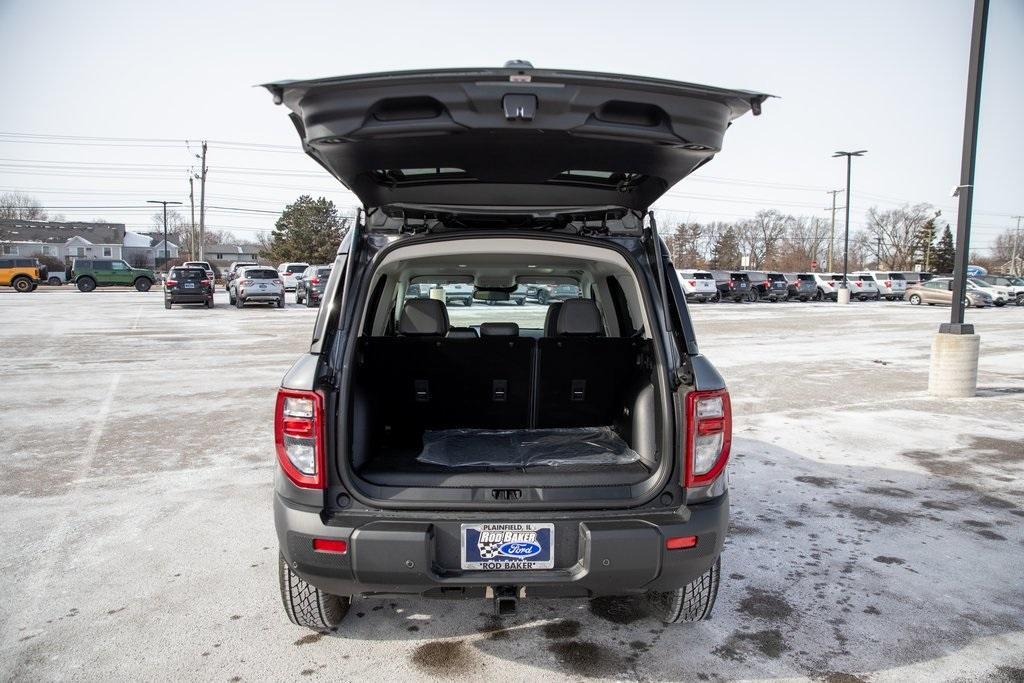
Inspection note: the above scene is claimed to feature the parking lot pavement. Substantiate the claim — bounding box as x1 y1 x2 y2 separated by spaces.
1 289 1022 682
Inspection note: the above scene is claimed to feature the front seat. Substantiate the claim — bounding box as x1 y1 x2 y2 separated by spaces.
543 301 563 336
399 298 449 336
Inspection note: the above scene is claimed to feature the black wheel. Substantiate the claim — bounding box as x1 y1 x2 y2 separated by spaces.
814 288 824 302
908 294 922 305
537 290 549 305
76 277 96 292
1016 293 1024 306
228 289 236 305
516 298 525 306
164 299 172 309
279 553 350 631
746 290 759 303
206 298 214 308
464 298 473 307
134 277 152 292
711 291 721 303
235 296 244 309
296 289 304 305
12 276 34 293
47 277 62 286
304 294 315 308
277 296 285 309
963 298 971 309
994 300 1005 308
646 556 721 624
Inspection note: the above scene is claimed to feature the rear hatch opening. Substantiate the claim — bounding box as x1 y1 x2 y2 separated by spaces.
335 234 679 509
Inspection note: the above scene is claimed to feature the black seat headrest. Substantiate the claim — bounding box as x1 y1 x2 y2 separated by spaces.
543 301 563 337
399 298 449 336
480 322 519 337
555 299 604 336
447 327 479 339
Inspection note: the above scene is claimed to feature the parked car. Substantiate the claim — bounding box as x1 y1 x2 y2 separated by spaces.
164 266 214 309
405 282 432 299
902 272 934 288
977 274 1024 305
225 261 259 290
70 258 155 292
808 272 841 301
443 283 474 306
743 271 784 302
277 262 311 291
852 271 906 301
968 277 1011 307
481 284 528 305
906 277 992 308
764 272 790 302
182 261 216 289
711 270 752 302
267 64 755 630
229 266 284 308
784 273 817 301
847 273 881 301
0 257 46 292
677 269 718 303
296 265 333 307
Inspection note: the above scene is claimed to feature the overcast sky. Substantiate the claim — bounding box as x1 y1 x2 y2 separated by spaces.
0 0 1021 252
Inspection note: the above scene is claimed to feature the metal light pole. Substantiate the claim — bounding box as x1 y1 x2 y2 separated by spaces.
832 150 867 303
147 199 182 268
928 0 988 398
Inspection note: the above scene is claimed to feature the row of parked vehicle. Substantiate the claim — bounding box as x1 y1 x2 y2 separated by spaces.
676 269 1024 307
164 260 334 309
406 282 583 306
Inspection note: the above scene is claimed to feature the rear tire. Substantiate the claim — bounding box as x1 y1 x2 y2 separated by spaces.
235 296 244 309
76 277 96 292
134 278 152 292
279 553 350 631
464 298 473 307
537 290 549 305
164 299 172 309
47 277 62 286
909 294 922 305
995 300 1005 308
646 556 721 624
304 294 315 308
277 296 285 309
12 276 33 293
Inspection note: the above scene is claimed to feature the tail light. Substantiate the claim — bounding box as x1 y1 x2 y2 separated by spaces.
241 279 253 286
273 279 283 285
164 280 177 287
763 280 770 288
884 280 892 288
201 279 210 286
683 388 732 488
311 277 320 285
688 280 696 287
274 389 325 489
727 281 734 289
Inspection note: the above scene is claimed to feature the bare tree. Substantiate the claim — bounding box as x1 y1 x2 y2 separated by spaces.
776 216 830 271
864 204 937 270
737 210 791 268
0 192 48 220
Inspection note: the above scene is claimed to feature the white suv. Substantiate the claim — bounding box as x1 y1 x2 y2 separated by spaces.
852 271 907 301
277 262 311 291
808 272 841 301
676 269 718 303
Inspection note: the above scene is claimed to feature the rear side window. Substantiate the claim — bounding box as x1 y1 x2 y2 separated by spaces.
317 268 332 278
730 273 750 281
859 275 875 281
889 273 905 280
0 259 12 268
93 261 112 271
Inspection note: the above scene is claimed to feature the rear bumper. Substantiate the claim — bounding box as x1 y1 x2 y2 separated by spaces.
166 292 212 303
684 291 716 301
240 292 282 301
275 492 728 598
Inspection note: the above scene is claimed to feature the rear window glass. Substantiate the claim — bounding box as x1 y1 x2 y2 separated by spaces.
768 273 786 281
317 268 332 277
285 263 309 272
244 269 279 279
798 274 815 281
730 273 750 281
889 273 905 280
692 272 713 280
859 275 875 280
170 268 205 279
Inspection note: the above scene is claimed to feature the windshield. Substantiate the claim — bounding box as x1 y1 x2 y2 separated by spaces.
170 268 205 280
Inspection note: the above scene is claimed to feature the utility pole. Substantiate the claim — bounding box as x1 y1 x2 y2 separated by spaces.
147 199 183 268
195 141 208 261
833 151 867 303
826 189 843 271
188 176 196 260
1011 215 1023 276
876 236 883 269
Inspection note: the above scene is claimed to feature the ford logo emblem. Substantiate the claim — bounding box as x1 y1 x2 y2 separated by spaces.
499 542 541 558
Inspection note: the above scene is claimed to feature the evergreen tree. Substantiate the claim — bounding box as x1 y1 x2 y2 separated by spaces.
708 227 742 269
932 224 956 273
261 195 348 264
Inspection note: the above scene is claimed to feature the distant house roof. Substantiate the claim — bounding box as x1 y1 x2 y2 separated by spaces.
0 218 125 245
123 231 154 248
209 243 260 254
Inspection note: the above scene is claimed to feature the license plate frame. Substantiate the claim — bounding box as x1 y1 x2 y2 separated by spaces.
461 522 554 570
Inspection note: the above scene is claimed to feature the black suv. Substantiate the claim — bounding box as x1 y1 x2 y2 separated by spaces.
266 64 764 630
711 270 752 302
163 266 214 308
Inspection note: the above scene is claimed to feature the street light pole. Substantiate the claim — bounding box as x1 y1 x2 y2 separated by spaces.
832 150 867 303
147 199 182 268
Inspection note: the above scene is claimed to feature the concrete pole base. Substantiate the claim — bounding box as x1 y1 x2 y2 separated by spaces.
928 331 980 397
836 287 851 305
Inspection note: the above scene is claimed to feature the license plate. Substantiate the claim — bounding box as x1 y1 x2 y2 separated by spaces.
461 522 554 570
184 282 195 289
259 284 266 289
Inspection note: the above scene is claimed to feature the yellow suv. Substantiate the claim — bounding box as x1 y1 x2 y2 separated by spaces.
0 257 46 292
